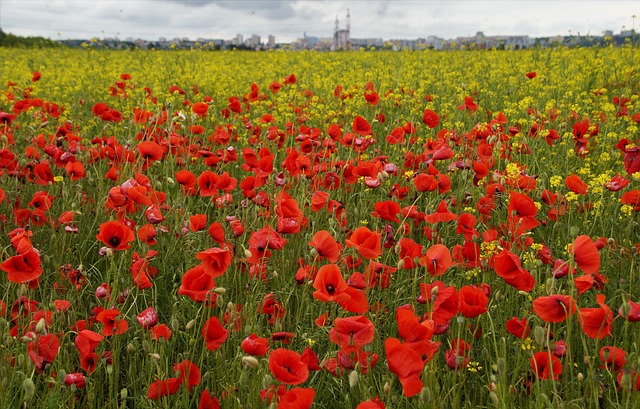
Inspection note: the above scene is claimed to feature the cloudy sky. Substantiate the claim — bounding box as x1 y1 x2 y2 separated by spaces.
1 0 638 42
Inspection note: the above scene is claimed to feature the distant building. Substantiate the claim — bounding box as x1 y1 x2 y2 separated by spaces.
246 34 261 49
268 35 275 48
332 9 350 50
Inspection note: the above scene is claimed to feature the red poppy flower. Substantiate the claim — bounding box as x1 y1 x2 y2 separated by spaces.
189 214 207 232
395 307 438 352
74 330 103 360
178 264 217 304
148 378 182 400
530 351 562 380
364 89 380 105
329 315 375 348
507 191 540 232
312 264 368 313
372 200 401 223
95 308 128 336
352 116 372 136
1 249 42 283
533 294 577 323
198 389 221 409
308 230 340 263
311 191 329 212
268 348 309 385
445 338 471 370
197 170 219 197
458 96 478 112
569 235 600 274
137 141 163 164
150 324 172 341
136 306 158 329
458 285 488 318
396 238 424 269
422 109 439 128
207 222 225 245
277 387 315 409
578 294 613 339
506 317 530 339
192 102 209 117
619 300 640 322
196 246 233 277
64 161 86 181
346 226 382 260
599 346 626 371
28 334 60 373
525 71 537 79
565 174 588 194
242 334 270 356
384 338 424 397
424 200 458 224
492 249 535 292
604 174 629 192
176 169 198 195
418 281 459 325
174 359 201 391
202 317 229 351
96 220 135 250
419 244 453 277
356 397 386 409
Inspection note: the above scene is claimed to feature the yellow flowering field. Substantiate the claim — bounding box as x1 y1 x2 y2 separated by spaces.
0 46 639 408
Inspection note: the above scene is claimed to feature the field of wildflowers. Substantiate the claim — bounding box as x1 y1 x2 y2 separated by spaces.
0 46 639 408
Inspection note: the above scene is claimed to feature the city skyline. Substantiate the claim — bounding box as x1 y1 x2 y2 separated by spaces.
1 0 638 43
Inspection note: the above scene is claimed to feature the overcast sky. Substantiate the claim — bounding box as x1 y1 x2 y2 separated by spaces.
1 0 638 42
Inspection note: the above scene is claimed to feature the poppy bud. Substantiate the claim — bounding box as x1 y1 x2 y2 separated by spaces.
216 295 224 308
142 340 151 352
170 317 179 332
213 287 227 294
349 370 359 388
619 372 632 391
166 177 175 185
397 259 405 269
545 278 555 293
23 378 35 399
419 387 431 404
456 316 465 325
242 356 259 368
120 388 128 400
310 248 318 259
497 357 506 374
489 391 499 405
238 370 248 386
34 318 46 335
127 343 135 354
107 365 113 375
186 319 196 330
533 325 545 346
149 353 161 361
383 382 391 395
577 373 584 382
21 335 35 343
57 370 67 383
261 374 273 389
17 354 24 366
569 226 580 237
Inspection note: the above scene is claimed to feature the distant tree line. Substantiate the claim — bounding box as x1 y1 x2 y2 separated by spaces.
0 29 62 48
